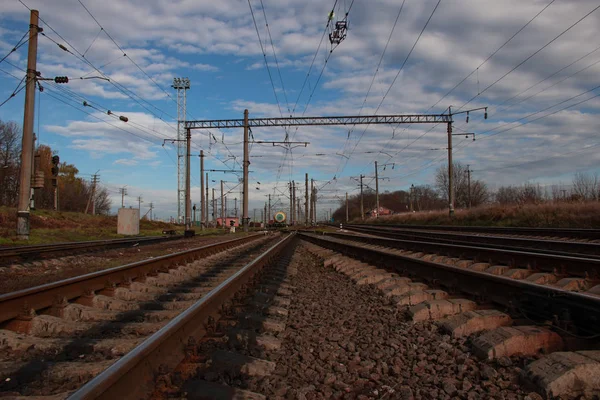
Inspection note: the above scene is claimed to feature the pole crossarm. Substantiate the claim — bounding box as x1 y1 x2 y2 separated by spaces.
185 114 452 129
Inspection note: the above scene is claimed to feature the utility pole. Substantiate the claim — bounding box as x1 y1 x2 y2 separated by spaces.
268 194 271 224
220 180 225 228
234 198 238 218
289 181 293 226
200 150 204 231
212 188 216 226
305 173 309 225
119 186 128 208
310 179 314 225
410 184 414 212
466 164 473 209
149 202 154 221
224 196 227 219
242 109 249 232
16 9 40 239
375 161 379 219
253 208 256 224
185 128 192 230
137 195 143 211
293 181 297 225
297 197 301 223
263 203 267 226
205 173 209 226
447 110 455 217
85 173 99 215
360 174 364 221
346 192 349 223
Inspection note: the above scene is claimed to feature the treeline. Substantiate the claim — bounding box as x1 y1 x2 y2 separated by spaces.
0 119 111 214
332 161 600 221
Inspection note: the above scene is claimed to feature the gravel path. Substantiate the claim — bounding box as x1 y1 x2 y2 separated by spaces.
245 243 536 400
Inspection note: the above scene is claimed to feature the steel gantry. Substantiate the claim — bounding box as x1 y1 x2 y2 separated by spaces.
183 110 483 231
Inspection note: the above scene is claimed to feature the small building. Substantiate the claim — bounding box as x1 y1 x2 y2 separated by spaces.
366 206 393 218
216 217 239 227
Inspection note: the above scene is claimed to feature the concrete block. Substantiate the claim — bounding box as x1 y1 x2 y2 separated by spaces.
473 326 563 360
524 351 600 399
409 298 477 322
438 309 512 337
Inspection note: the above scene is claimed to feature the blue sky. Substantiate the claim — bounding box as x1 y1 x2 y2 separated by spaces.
1 0 599 220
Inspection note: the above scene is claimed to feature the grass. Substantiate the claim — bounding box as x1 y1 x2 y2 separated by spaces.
0 207 224 246
357 201 600 229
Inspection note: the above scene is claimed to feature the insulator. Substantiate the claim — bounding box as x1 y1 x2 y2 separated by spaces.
466 112 469 123
119 116 129 122
484 108 488 119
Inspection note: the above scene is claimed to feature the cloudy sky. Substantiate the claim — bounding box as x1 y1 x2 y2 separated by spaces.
0 0 599 220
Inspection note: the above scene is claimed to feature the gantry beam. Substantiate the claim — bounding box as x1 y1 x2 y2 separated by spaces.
185 114 451 129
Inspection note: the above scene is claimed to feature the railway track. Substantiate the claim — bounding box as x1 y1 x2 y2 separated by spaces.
0 235 184 267
300 232 600 398
0 232 290 398
343 224 600 257
345 223 600 241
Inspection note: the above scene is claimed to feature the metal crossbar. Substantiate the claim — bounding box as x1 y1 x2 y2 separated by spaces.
185 114 451 129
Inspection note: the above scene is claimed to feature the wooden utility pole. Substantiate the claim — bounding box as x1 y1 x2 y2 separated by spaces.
360 174 364 221
220 180 225 228
346 192 348 223
200 150 205 230
85 173 99 215
185 129 192 230
305 173 309 225
242 109 249 232
375 161 379 219
16 10 40 239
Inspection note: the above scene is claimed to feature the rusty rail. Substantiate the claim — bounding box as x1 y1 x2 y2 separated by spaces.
0 234 262 325
69 233 294 399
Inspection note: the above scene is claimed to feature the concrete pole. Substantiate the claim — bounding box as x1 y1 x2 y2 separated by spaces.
310 179 314 224
305 173 309 225
268 194 271 224
467 164 472 209
221 180 225 228
346 192 348 222
242 109 249 232
264 203 267 226
212 188 216 226
205 173 209 225
289 182 293 225
200 150 205 230
297 197 301 223
447 108 455 217
185 129 192 230
360 175 364 221
293 181 297 225
375 161 379 219
16 10 39 239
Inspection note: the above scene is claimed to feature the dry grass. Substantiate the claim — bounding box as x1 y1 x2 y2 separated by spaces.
360 201 600 228
0 207 201 245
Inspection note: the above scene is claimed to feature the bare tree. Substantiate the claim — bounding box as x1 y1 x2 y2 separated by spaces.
435 162 489 208
0 120 22 206
572 172 599 201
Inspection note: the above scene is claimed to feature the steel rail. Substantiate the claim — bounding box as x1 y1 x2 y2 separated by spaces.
300 233 600 335
69 233 294 400
0 234 262 325
349 223 600 240
344 224 600 257
328 230 600 278
0 235 184 263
